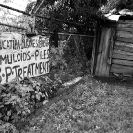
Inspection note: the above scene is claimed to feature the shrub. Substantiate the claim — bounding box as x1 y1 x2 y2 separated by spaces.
0 76 61 130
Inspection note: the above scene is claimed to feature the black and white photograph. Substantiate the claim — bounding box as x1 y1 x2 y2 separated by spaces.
1 0 133 132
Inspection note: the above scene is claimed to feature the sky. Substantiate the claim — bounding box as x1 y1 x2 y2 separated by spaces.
0 0 36 16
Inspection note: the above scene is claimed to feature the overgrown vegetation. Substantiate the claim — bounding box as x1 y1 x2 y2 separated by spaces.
27 0 108 34
1 0 133 132
103 0 133 13
19 76 133 133
0 32 90 132
0 0 35 32
0 76 62 132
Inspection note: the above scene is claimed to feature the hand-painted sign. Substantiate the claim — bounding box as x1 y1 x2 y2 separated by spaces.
0 32 49 84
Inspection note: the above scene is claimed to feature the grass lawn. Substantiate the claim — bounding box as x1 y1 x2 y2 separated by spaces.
21 75 133 133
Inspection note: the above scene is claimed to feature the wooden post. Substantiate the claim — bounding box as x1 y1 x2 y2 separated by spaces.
95 27 115 77
108 28 116 76
91 27 101 75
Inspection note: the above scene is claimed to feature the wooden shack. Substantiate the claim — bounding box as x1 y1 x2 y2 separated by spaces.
92 15 133 77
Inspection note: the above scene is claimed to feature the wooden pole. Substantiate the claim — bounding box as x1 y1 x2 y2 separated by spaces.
0 22 26 30
41 31 94 37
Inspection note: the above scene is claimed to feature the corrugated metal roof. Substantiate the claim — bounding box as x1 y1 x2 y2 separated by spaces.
104 9 133 22
104 14 121 21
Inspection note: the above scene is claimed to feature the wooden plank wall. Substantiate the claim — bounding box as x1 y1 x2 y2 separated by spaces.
111 20 133 75
94 27 115 76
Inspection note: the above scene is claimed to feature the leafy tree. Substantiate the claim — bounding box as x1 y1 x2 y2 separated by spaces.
103 0 133 13
0 0 35 32
26 0 108 34
25 1 36 14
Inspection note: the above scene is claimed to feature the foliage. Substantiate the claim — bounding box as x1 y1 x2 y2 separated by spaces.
50 41 67 72
0 15 31 33
26 0 108 34
0 42 66 132
0 120 18 133
0 28 91 132
0 76 60 132
0 13 35 32
103 0 133 13
50 34 91 76
21 76 133 133
0 0 35 32
0 77 59 120
25 1 36 14
0 3 92 131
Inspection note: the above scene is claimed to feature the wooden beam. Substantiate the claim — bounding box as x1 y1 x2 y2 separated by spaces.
115 41 133 48
119 21 133 24
116 30 133 38
111 64 133 75
112 50 133 61
101 21 117 28
112 53 133 61
116 37 133 44
117 27 133 32
91 28 100 74
108 28 116 64
114 45 133 53
40 31 94 37
57 32 94 37
0 22 26 30
113 49 133 56
0 4 30 16
112 59 133 66
118 23 133 28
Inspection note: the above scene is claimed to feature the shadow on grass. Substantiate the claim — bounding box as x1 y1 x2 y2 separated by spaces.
94 76 133 89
